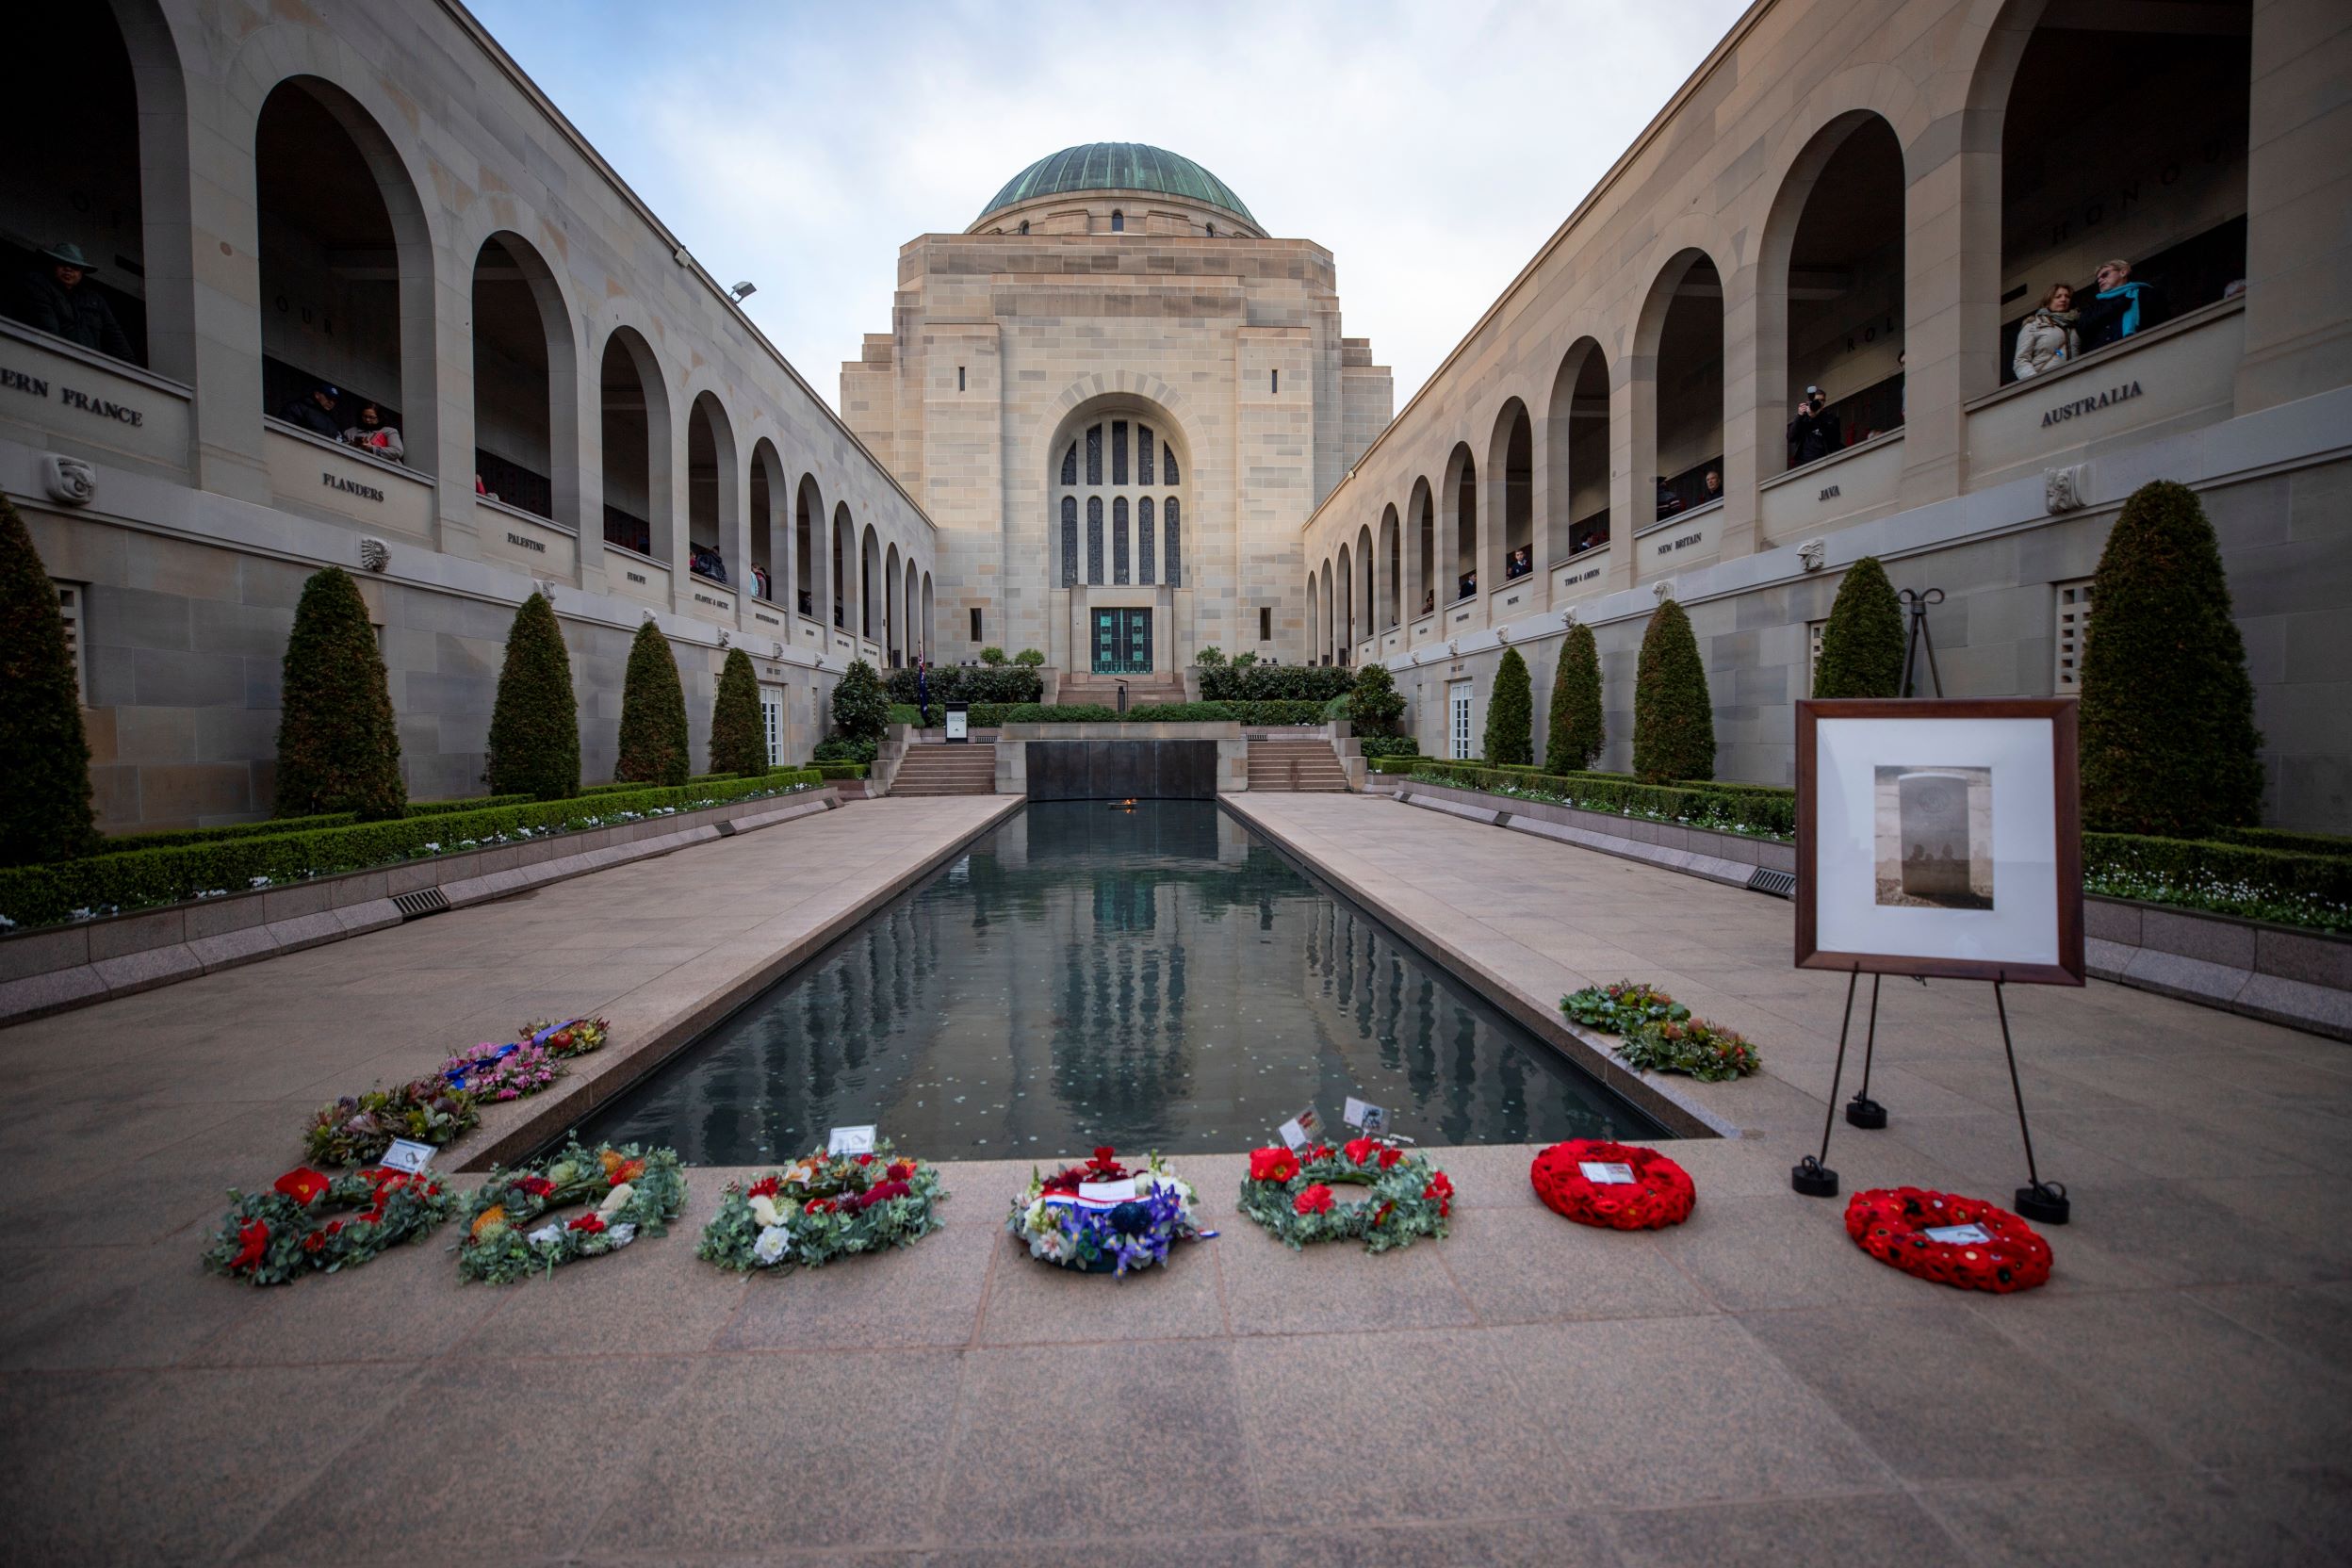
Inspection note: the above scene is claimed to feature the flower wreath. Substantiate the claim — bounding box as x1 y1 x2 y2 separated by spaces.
1529 1139 1696 1231
515 1017 610 1059
203 1166 455 1286
1238 1138 1452 1253
304 1076 481 1167
1006 1147 1205 1276
443 1017 611 1101
1844 1186 2052 1294
456 1139 686 1284
697 1140 945 1272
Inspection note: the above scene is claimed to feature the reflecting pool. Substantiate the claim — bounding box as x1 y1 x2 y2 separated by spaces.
578 800 1664 1162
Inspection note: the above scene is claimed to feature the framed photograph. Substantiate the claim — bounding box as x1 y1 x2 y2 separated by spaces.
1796 698 2082 985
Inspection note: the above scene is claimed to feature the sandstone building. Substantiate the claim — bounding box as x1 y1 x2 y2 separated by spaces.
843 143 1391 693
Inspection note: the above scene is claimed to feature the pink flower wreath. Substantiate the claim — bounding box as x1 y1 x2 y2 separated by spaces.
1528 1139 1695 1231
1844 1187 2052 1293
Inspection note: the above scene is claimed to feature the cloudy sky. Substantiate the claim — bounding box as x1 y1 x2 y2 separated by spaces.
468 0 1752 413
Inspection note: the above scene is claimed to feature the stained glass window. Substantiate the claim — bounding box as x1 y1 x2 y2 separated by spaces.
1111 421 1128 485
1162 444 1179 485
1086 425 1102 486
1165 498 1182 587
1111 210 1124 232
1138 426 1153 486
1137 498 1155 586
1113 497 1130 584
1086 497 1103 584
1061 442 1077 486
1060 497 1078 587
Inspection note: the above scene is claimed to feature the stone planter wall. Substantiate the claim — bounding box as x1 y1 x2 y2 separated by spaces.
1394 776 1796 890
0 787 840 1024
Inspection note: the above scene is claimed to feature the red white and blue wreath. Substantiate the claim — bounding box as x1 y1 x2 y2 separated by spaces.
1006 1147 1207 1276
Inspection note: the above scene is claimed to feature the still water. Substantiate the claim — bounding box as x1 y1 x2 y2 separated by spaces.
578 800 1664 1162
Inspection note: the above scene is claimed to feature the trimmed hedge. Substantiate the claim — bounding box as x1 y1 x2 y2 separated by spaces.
1197 663 1355 702
1484 647 1534 766
2083 833 2352 908
2215 826 2352 858
96 794 536 854
884 665 1042 705
710 647 767 777
275 567 405 820
1407 760 1797 838
1366 755 1425 774
484 593 580 801
615 621 691 786
0 496 96 864
0 771 824 929
890 699 1330 728
1545 622 1604 775
1358 736 1419 759
1814 556 1904 699
811 760 870 779
1633 598 1714 784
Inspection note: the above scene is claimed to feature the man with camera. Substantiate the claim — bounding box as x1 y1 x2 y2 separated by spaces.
1788 384 1841 467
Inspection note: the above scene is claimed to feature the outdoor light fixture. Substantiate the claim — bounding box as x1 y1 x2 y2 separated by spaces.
729 281 757 302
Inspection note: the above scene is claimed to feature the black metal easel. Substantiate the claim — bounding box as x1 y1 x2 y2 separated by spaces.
1791 964 2070 1224
1898 586 1945 700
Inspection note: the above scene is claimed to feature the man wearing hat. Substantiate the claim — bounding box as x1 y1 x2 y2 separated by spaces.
17 242 134 361
279 382 343 439
1787 383 1842 467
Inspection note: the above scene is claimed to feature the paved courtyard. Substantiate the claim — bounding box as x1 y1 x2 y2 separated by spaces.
1 792 2346 1566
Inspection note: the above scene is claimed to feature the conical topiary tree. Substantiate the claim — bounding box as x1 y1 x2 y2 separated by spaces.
1483 646 1534 765
2079 480 2263 835
0 498 96 864
1632 598 1714 783
614 620 690 786
830 659 889 748
710 647 767 776
274 566 405 820
484 593 580 800
1545 622 1605 775
1813 555 1905 699
1350 662 1405 736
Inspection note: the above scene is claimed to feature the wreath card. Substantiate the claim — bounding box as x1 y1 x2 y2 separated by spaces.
1796 698 2083 985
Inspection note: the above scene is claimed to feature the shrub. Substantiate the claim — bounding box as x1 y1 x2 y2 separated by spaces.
884 664 1041 705
830 659 890 748
1351 662 1405 736
274 567 405 821
998 703 1121 724
1813 556 1904 699
810 760 870 779
1013 647 1045 667
0 497 95 864
0 770 823 929
2079 480 2263 836
1632 599 1714 784
1358 736 1419 759
1196 645 1227 667
1365 754 1425 773
1123 702 1238 723
1406 760 1795 838
484 593 580 801
1197 663 1354 703
1483 647 1534 766
978 645 1007 666
812 736 877 765
710 647 767 776
1231 649 1259 667
1544 623 1604 774
888 703 925 727
614 621 691 786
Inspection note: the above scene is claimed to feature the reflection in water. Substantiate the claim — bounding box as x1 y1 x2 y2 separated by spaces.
578 801 1662 1163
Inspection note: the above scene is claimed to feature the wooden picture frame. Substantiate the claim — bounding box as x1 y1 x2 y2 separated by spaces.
1795 697 2083 986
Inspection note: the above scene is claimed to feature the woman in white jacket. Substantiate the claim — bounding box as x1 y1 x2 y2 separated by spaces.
2012 284 2080 380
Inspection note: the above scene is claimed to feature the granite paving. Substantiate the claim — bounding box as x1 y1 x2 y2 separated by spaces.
0 792 2344 1565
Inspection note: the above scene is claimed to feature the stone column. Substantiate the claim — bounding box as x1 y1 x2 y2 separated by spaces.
1717 258 1764 559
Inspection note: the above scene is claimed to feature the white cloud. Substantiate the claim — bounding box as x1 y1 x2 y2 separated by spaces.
470 0 1750 412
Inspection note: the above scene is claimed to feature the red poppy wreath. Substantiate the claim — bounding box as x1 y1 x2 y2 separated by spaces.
1844 1186 2052 1294
1529 1139 1695 1231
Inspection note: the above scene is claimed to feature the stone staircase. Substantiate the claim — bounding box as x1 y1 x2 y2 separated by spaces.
1245 736 1349 792
890 742 999 796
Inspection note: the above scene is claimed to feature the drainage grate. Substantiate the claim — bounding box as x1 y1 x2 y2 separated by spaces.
1748 867 1797 899
714 819 739 838
391 887 451 921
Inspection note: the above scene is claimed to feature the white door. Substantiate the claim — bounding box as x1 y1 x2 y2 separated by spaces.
1448 679 1474 760
760 687 785 767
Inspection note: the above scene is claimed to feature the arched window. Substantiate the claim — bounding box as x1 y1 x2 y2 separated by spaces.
1110 210 1124 233
1205 222 1216 238
1138 498 1155 586
1165 498 1182 586
1060 496 1078 586
1113 496 1130 583
1061 441 1077 485
1019 220 1030 236
1111 420 1128 484
1053 413 1184 596
1162 443 1179 486
1086 424 1102 485
1086 496 1103 584
1138 425 1154 485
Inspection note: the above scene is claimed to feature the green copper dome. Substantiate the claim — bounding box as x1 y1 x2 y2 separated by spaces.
976 143 1256 228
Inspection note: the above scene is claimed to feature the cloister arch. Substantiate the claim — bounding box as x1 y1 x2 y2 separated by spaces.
748 439 787 603
1409 477 1435 619
884 542 902 662
470 232 577 523
254 75 438 469
1336 542 1355 657
685 391 738 585
1441 443 1478 603
1305 572 1320 665
831 501 856 630
920 572 935 660
1487 399 1533 585
1545 337 1610 559
1635 247 1725 522
597 326 670 559
859 523 883 641
1759 112 1907 478
1378 504 1401 630
794 475 823 620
